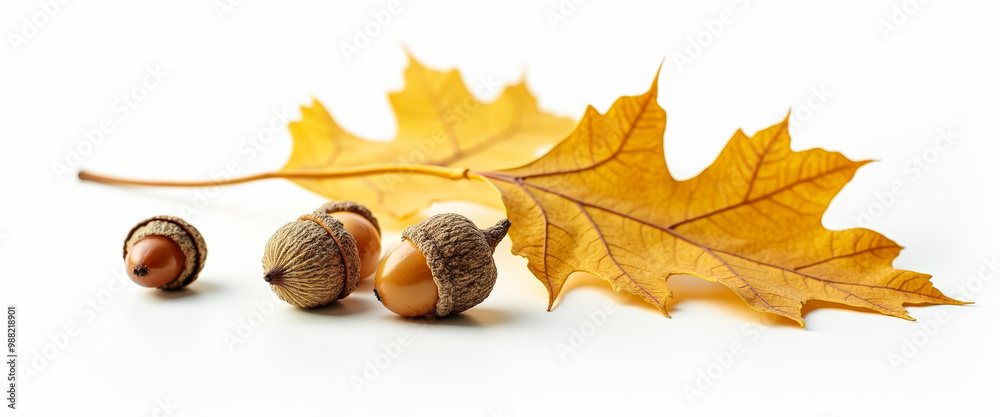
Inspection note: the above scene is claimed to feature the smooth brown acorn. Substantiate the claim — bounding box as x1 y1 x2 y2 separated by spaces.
123 216 207 290
315 201 382 278
374 214 511 317
262 211 362 308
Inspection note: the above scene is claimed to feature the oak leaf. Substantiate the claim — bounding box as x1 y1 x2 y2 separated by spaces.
283 56 575 218
478 74 966 325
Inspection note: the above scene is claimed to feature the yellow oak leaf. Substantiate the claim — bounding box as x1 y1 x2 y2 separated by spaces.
283 56 575 218
477 74 966 325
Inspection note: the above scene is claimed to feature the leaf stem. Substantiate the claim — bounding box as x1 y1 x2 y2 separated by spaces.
78 164 488 188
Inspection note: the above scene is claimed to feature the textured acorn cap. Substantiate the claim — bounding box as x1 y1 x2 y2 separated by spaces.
401 214 511 316
262 212 362 308
123 216 207 290
315 200 381 236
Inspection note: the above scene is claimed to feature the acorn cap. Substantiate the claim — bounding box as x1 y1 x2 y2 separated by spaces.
315 200 381 236
262 212 362 308
401 214 511 316
123 216 207 290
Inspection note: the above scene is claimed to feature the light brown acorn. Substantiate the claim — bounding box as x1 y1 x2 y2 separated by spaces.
262 212 362 308
374 214 511 317
314 201 382 278
123 216 207 290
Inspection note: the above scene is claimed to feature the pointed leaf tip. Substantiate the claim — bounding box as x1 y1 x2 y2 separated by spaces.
652 60 663 89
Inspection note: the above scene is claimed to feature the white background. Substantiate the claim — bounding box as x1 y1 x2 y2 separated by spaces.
2 1 999 415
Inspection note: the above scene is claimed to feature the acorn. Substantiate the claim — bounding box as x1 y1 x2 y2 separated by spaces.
315 201 382 278
123 216 207 290
374 214 511 317
262 211 362 308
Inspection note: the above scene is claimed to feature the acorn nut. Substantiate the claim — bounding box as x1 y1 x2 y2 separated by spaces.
262 211 362 308
315 201 382 278
123 216 207 290
374 214 511 317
